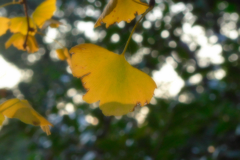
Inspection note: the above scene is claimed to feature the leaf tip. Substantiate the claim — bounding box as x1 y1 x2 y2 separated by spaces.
41 125 52 136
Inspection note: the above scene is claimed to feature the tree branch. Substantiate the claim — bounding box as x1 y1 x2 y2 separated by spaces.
0 1 21 9
21 0 30 49
149 0 155 7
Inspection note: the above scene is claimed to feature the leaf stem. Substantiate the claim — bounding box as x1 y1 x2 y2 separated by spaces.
0 1 20 9
121 6 153 56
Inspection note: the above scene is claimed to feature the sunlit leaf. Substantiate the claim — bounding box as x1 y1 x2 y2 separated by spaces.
0 17 10 36
5 33 39 53
0 99 53 135
32 0 57 28
56 48 72 67
41 19 62 30
9 0 56 35
95 0 149 28
26 34 39 53
9 17 36 35
56 48 69 60
50 21 61 28
69 44 156 116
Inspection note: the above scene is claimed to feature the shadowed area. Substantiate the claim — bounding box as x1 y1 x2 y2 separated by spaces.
99 101 139 116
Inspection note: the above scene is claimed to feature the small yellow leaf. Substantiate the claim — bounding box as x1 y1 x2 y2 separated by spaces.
56 48 68 60
56 48 72 68
9 17 36 35
41 19 61 30
95 0 149 28
5 33 25 50
32 0 57 28
8 0 56 35
26 34 39 53
5 33 39 53
0 17 9 36
49 22 60 28
0 99 53 135
69 44 156 116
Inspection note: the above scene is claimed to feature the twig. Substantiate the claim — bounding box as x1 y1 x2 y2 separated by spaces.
149 0 155 7
121 6 154 56
37 31 65 48
0 1 20 9
21 0 30 49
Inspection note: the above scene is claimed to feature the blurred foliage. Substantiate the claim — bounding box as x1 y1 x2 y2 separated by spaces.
1 0 240 160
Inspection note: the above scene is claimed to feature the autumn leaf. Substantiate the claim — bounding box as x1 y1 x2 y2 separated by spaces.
69 44 156 116
0 17 10 36
0 99 53 135
55 48 72 68
32 0 57 28
95 0 149 28
0 0 57 53
5 33 39 53
41 19 62 30
56 48 69 60
9 17 37 35
9 0 56 35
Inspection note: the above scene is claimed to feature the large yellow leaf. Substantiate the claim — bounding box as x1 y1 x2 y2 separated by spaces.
32 0 57 28
9 17 36 35
0 99 53 135
69 44 156 116
0 17 9 36
95 0 149 28
5 33 39 53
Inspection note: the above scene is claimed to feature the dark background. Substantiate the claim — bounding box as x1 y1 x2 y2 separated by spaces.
0 0 240 159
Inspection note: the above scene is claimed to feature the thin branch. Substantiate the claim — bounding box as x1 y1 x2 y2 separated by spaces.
22 0 30 49
37 31 65 48
0 0 20 9
149 0 155 7
121 6 154 56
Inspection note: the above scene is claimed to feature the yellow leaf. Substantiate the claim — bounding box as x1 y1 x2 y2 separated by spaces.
0 17 9 36
55 48 69 61
9 17 37 35
50 22 60 28
5 33 39 53
9 0 56 35
32 0 57 28
56 48 72 69
26 34 39 53
0 99 53 135
41 19 62 30
69 44 156 116
5 33 25 50
95 0 149 28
